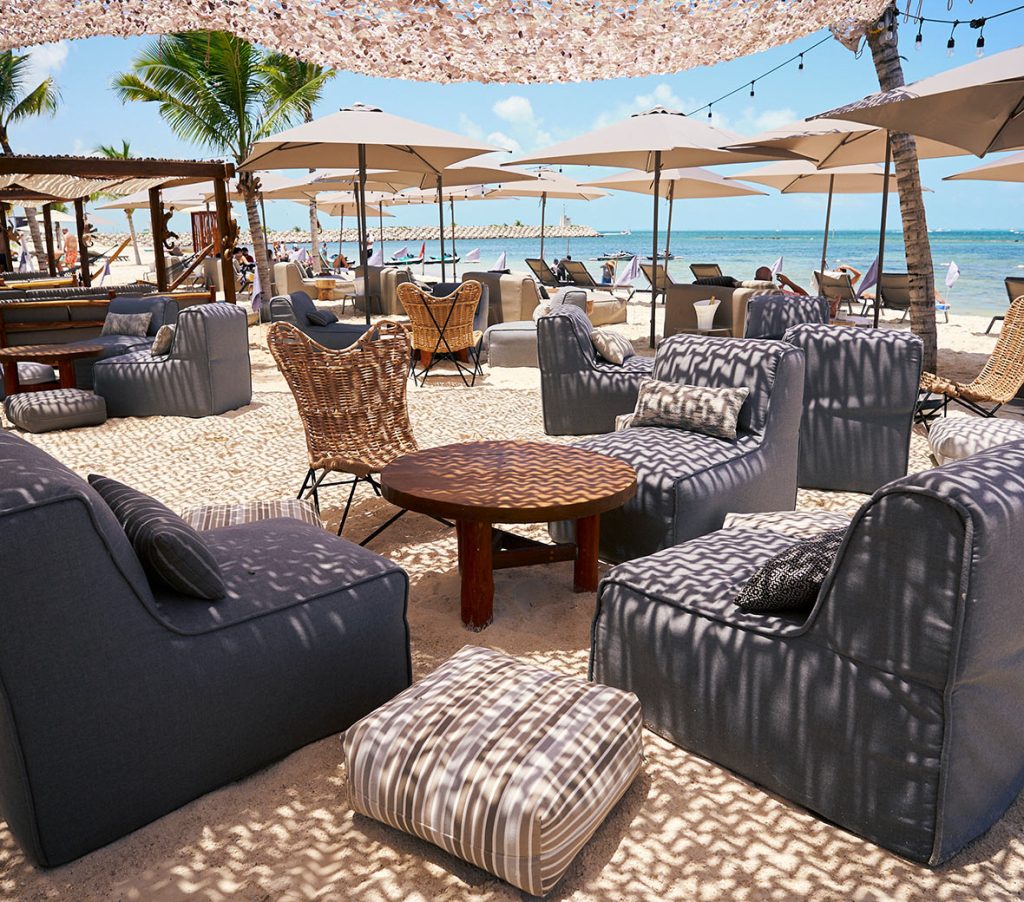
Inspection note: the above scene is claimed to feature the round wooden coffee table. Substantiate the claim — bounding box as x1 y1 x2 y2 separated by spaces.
0 344 104 396
380 440 637 630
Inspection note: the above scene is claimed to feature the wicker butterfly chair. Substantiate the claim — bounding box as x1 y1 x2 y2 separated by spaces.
397 280 483 386
267 319 418 544
919 297 1024 423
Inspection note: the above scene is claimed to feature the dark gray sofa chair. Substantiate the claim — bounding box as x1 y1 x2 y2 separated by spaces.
553 334 805 562
269 291 366 350
538 304 654 436
0 431 412 866
743 293 830 339
591 440 1024 865
784 323 923 492
93 303 251 417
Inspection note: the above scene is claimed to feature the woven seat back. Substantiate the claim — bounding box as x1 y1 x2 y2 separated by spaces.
267 320 417 475
963 297 1024 404
397 281 482 353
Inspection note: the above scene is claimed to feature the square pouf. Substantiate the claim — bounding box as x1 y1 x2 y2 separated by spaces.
928 416 1024 464
343 645 643 897
179 498 322 531
485 321 539 368
4 388 107 434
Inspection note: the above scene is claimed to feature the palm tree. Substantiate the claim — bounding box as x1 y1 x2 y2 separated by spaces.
263 54 333 266
95 140 142 265
836 4 937 371
0 50 60 269
113 32 334 305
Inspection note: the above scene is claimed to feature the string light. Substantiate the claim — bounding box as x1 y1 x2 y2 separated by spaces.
975 18 987 57
749 81 755 97
914 19 923 50
798 53 804 70
946 20 958 57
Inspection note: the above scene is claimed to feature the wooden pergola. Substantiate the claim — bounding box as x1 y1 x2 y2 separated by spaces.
0 155 237 302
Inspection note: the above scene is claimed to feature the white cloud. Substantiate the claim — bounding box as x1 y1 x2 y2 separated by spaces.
25 42 68 84
493 96 534 127
752 108 797 131
486 131 522 154
491 95 551 151
592 83 692 130
458 112 484 141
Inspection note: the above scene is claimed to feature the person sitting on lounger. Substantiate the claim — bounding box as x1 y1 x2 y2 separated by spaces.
755 265 807 296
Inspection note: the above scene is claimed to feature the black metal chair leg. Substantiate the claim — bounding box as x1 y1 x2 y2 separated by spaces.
359 508 407 546
336 477 360 536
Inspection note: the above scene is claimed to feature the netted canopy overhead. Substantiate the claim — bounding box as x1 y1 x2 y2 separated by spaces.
1 0 889 83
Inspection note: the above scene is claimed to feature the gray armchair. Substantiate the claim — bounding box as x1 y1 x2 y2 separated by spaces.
591 440 1024 865
553 334 805 562
269 291 366 350
538 304 654 436
93 303 252 417
0 431 412 866
784 323 923 492
743 293 829 339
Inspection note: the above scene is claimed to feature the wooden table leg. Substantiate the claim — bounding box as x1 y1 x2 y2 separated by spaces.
574 513 601 593
456 519 494 630
57 360 76 389
2 362 19 396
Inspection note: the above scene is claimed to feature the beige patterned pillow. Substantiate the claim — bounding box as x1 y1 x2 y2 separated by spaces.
101 311 152 337
631 377 749 440
343 645 643 897
150 324 176 356
590 328 635 365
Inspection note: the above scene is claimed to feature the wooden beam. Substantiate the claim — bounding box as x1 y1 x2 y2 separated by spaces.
169 240 213 291
213 177 235 303
0 156 235 181
42 204 56 276
148 187 168 292
74 198 90 288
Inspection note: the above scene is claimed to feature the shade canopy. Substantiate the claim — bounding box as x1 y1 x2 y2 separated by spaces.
726 161 911 194
488 168 607 201
586 167 766 199
724 118 967 168
202 172 299 202
262 176 400 202
818 45 1024 158
398 157 536 191
313 194 393 218
243 103 499 174
98 182 211 211
945 150 1024 183
514 107 790 171
389 185 496 205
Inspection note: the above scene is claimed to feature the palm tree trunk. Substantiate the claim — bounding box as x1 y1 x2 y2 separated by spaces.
866 8 937 371
23 207 46 269
309 198 320 268
240 176 272 318
125 210 142 265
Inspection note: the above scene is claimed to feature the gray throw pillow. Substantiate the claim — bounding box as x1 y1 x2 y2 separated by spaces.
88 475 226 601
630 378 749 440
150 324 176 356
735 528 846 612
101 311 152 338
307 309 339 326
590 328 635 365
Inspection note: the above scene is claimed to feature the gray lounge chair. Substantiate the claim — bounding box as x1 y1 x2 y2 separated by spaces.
269 291 366 350
640 262 676 292
591 439 1024 865
526 257 561 290
988 276 1024 334
814 269 857 316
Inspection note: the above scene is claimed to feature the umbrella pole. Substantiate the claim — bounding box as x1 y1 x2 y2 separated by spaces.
358 143 370 325
650 151 662 349
338 214 343 265
665 182 674 259
379 206 384 258
874 132 892 329
540 193 546 263
450 195 457 280
436 176 447 283
820 174 835 274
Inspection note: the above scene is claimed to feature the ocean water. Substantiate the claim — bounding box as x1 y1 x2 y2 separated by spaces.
311 229 1024 317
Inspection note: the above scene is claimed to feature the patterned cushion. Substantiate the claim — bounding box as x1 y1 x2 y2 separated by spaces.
88 475 226 600
101 311 152 337
927 416 1024 465
150 323 176 356
735 528 846 612
590 328 635 365
723 510 853 539
179 499 322 531
306 309 339 326
631 378 749 440
343 645 643 896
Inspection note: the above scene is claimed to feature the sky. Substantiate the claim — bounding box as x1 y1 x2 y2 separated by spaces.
8 0 1023 233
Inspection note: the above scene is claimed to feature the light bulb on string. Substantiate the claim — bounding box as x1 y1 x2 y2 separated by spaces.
947 21 958 57
914 21 923 51
975 18 986 58
749 81 755 97
798 53 804 70
707 105 712 119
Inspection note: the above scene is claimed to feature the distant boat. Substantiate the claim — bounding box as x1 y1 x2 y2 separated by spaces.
595 250 635 261
600 230 631 236
424 254 460 265
390 241 425 265
645 252 675 261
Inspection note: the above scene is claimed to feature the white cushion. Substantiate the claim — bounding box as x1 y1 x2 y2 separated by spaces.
724 510 853 538
928 416 1024 465
343 645 643 896
179 499 322 531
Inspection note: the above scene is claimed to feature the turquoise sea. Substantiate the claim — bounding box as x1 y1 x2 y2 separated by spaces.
314 229 1024 317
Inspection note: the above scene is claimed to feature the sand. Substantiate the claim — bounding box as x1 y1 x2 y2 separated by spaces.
1 297 1022 901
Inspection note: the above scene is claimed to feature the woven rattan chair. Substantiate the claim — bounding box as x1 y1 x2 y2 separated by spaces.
919 297 1024 423
397 280 483 386
987 277 1024 334
267 320 418 544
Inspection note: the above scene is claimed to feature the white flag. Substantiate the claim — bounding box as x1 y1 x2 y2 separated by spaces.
945 261 960 289
391 245 408 260
368 246 384 266
251 265 263 312
857 256 879 299
770 256 784 279
491 252 507 272
17 242 28 273
100 259 111 285
464 248 481 263
615 254 641 287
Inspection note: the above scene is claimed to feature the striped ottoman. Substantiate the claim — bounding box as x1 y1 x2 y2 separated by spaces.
179 499 322 531
343 645 643 896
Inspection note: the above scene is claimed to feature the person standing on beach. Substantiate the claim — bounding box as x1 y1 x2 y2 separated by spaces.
62 228 78 267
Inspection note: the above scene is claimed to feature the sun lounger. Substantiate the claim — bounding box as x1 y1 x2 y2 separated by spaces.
988 276 1024 334
640 262 677 293
689 263 723 279
525 257 560 289
562 260 634 300
814 269 857 317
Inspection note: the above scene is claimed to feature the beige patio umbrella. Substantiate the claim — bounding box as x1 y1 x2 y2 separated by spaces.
725 161 913 274
487 169 606 263
945 149 1024 182
584 167 765 260
274 188 394 264
243 103 498 296
98 182 209 211
817 44 1024 158
514 106 787 345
